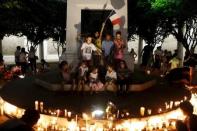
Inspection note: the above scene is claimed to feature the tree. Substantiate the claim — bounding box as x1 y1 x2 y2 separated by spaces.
128 0 170 49
0 0 66 54
151 0 197 53
128 0 197 55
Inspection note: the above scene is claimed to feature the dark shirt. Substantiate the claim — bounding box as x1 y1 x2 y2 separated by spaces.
117 68 131 79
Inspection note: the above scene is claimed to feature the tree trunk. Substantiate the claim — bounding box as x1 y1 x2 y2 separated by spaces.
39 41 44 60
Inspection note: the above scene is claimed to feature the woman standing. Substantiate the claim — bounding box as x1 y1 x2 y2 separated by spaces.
130 48 137 72
113 31 125 68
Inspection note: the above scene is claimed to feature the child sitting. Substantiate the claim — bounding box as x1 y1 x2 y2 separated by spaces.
105 65 117 91
89 67 103 92
78 61 88 91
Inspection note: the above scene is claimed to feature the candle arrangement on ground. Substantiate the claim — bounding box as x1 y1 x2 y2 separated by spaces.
0 93 197 131
0 70 195 130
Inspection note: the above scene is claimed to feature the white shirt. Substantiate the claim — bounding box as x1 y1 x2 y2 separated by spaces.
81 43 97 60
106 70 117 80
90 72 98 80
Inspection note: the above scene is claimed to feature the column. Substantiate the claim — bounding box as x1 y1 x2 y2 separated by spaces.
0 39 2 54
39 41 44 60
138 37 143 65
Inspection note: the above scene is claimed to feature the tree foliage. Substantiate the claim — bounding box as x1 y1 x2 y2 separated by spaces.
0 0 66 48
128 0 197 53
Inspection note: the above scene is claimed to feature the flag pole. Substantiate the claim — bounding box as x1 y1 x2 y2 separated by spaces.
99 10 114 40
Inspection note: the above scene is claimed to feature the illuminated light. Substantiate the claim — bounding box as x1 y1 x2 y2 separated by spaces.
68 120 77 131
82 113 89 120
92 109 104 117
35 101 39 110
1 92 197 130
3 102 17 115
140 107 145 116
67 111 72 117
18 75 25 79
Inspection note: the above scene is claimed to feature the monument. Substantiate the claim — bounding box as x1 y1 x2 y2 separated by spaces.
65 0 128 64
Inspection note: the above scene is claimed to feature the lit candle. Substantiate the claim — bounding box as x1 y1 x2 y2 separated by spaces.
68 111 72 118
165 102 168 109
117 110 120 118
147 109 152 115
170 101 173 109
57 109 60 117
158 108 162 113
75 115 78 123
40 102 43 112
147 70 151 75
64 109 67 117
184 96 187 101
140 107 145 116
92 112 95 118
35 101 39 110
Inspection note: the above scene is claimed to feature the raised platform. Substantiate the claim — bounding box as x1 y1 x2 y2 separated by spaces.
0 71 191 118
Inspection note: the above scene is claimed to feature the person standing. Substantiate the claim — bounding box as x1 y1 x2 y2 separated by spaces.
81 36 101 67
19 48 28 75
15 46 21 66
102 34 114 65
28 46 37 74
113 31 125 68
169 55 180 70
129 48 137 72
141 44 153 68
93 32 102 66
153 46 163 71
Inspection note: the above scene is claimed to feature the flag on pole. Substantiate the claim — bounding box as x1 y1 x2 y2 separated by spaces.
109 11 121 26
109 11 121 30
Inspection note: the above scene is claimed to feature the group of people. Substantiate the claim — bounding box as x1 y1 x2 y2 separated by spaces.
14 46 50 75
59 59 131 93
141 45 181 74
58 31 136 93
14 46 37 74
80 31 127 68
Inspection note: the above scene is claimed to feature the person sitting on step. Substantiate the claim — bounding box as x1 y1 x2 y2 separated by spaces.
105 65 117 91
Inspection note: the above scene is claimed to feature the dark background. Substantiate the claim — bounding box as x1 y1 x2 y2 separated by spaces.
81 10 113 38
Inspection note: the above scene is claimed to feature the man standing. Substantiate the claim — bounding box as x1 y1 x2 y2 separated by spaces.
81 36 101 67
14 46 21 66
102 34 114 65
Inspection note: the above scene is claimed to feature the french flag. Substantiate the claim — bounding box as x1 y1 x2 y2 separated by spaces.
109 11 121 29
